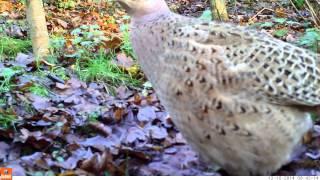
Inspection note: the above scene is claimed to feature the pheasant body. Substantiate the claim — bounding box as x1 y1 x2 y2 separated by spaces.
118 0 319 175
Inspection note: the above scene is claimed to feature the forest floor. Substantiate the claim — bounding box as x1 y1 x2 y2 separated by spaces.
0 0 320 176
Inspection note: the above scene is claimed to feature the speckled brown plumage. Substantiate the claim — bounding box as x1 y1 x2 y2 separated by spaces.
117 0 319 175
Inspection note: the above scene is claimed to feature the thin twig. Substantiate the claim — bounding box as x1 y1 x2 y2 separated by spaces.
305 0 320 27
248 8 274 22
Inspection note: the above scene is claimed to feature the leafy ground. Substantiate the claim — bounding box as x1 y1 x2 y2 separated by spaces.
0 0 320 176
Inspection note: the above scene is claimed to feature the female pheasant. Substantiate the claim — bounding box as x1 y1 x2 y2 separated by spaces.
117 0 320 175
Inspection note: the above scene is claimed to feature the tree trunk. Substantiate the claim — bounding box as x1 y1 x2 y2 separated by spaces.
210 0 229 21
26 0 49 59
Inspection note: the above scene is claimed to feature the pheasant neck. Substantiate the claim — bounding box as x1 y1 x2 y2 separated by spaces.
132 10 171 25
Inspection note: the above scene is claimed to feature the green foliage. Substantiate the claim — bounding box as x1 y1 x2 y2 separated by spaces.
47 36 67 65
49 25 106 59
47 25 141 89
252 18 290 29
52 67 69 81
259 22 274 28
88 111 100 122
0 98 5 107
57 0 76 9
28 84 49 97
293 0 305 9
0 109 17 129
120 24 136 58
18 0 26 4
75 51 141 88
311 112 319 121
68 25 142 88
297 28 320 52
0 67 21 93
46 36 70 80
273 29 288 38
49 36 66 57
273 18 287 24
0 36 32 60
199 10 213 21
70 24 107 58
142 81 153 96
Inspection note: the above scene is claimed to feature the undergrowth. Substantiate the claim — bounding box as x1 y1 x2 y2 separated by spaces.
0 109 17 129
75 51 141 88
0 67 21 93
291 0 320 27
298 28 320 53
28 84 49 97
120 24 136 58
0 36 32 60
48 24 142 90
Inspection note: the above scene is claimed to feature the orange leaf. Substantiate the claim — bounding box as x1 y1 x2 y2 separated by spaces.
133 94 142 105
0 1 13 13
114 108 124 122
275 8 287 18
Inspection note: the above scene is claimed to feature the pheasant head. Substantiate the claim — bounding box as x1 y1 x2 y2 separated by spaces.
117 0 169 18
